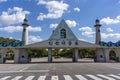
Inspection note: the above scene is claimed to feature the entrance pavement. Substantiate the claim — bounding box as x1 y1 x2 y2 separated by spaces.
0 62 120 80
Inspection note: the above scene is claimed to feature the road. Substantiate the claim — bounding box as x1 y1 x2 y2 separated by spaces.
0 62 120 80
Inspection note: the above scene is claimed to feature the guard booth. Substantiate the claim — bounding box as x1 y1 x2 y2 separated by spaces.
0 42 29 63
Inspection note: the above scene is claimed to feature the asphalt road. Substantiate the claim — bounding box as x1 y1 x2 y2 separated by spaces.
0 62 120 80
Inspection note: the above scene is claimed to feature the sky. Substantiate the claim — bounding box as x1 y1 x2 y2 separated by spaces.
0 0 120 44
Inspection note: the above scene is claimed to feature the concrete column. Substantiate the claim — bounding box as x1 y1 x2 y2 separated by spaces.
0 49 5 63
104 49 110 62
115 49 120 62
19 49 29 63
14 49 20 63
72 48 78 62
95 48 105 62
48 48 52 63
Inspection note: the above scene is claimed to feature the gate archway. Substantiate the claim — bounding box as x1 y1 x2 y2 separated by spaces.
109 50 116 62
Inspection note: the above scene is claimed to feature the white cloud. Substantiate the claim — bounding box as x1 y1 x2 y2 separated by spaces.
0 0 7 2
37 0 69 20
50 20 77 28
118 0 120 4
79 26 95 37
28 26 42 32
106 27 113 32
28 35 43 44
74 7 80 12
0 26 42 33
9 37 13 39
50 23 58 28
79 26 120 40
79 38 86 41
66 20 77 28
0 7 30 26
101 33 120 39
101 16 120 25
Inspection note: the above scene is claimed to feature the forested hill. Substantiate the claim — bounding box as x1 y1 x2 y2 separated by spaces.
0 37 20 42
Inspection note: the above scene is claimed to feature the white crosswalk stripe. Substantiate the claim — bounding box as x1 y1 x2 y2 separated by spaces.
109 74 120 79
51 76 59 80
63 75 73 80
11 76 23 80
97 74 116 80
0 74 119 80
75 75 88 80
86 74 102 80
24 76 35 80
38 76 46 80
0 76 11 80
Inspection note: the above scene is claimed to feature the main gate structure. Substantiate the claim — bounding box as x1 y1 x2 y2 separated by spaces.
0 19 120 63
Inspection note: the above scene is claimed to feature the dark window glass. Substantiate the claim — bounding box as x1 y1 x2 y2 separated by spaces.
68 41 72 45
56 42 59 45
98 29 100 32
100 55 103 58
60 29 66 39
61 41 65 45
48 42 53 45
22 56 24 58
75 41 78 45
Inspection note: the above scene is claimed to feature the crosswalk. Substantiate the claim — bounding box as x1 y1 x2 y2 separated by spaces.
0 74 120 80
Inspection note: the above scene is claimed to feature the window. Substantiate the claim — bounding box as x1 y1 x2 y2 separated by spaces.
48 41 53 45
75 41 78 45
49 42 52 45
55 41 59 45
61 41 65 45
68 41 72 45
60 29 66 39
98 29 100 32
22 55 25 58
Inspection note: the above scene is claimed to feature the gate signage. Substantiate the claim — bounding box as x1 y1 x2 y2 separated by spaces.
99 41 120 47
0 41 24 47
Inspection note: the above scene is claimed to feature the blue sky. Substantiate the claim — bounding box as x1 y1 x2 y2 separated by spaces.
0 0 120 44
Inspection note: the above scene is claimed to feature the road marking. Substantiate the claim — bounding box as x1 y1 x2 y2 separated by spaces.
38 76 46 80
63 75 73 80
51 76 59 80
0 76 11 80
86 74 102 80
19 67 29 71
109 74 120 79
75 75 88 80
0 70 49 73
97 74 116 80
11 76 23 80
0 74 119 80
25 76 35 80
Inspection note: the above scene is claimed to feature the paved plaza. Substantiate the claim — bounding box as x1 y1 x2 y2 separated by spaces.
0 61 120 80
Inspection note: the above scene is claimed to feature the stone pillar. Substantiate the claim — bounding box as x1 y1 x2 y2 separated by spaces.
48 48 52 63
72 48 78 62
104 49 110 62
115 49 120 62
95 48 105 62
19 49 29 63
14 49 20 63
0 49 5 63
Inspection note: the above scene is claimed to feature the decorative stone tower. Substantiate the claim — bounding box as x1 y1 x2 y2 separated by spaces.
18 18 30 63
22 18 29 45
94 19 105 62
94 19 102 45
